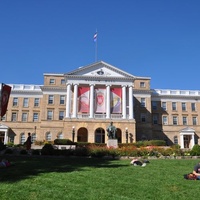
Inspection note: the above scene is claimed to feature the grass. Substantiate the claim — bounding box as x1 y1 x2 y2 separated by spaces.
0 155 200 200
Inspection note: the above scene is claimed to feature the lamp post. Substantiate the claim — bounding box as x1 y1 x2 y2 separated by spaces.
125 127 128 143
72 126 75 142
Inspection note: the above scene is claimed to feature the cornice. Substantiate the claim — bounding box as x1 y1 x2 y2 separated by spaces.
65 75 134 81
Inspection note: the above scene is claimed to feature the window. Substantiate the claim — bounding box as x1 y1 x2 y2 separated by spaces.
59 111 64 120
172 102 177 111
95 128 105 143
48 95 54 104
141 98 146 107
152 101 157 110
32 133 36 143
173 116 178 125
13 97 18 106
22 113 28 122
140 113 146 122
11 112 17 121
162 116 168 125
34 98 39 107
182 102 186 111
46 132 52 141
162 102 167 111
60 95 65 105
174 136 178 145
153 114 158 124
47 110 53 120
193 117 197 125
182 116 187 125
57 132 63 139
49 79 55 84
140 82 145 88
20 133 26 144
61 79 65 85
23 98 29 107
33 113 39 122
191 103 196 111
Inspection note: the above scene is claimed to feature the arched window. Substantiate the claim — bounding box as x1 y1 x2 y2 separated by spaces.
20 133 26 144
77 128 88 142
57 132 63 139
95 128 105 143
46 132 52 141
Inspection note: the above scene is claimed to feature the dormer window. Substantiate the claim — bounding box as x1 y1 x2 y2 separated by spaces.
49 79 55 85
140 82 145 88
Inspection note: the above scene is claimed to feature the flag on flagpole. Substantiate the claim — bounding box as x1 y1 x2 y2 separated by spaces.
1 83 11 117
93 32 97 42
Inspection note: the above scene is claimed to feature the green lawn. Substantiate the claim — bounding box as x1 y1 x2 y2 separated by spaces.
0 155 199 200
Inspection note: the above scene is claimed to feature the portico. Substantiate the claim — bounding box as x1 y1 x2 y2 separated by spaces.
0 124 9 144
180 127 195 149
64 62 135 120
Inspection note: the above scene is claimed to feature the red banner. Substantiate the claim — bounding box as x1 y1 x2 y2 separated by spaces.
111 88 122 113
78 87 90 113
95 88 106 113
1 84 11 117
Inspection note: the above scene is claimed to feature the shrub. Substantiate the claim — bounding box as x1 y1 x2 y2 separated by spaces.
20 149 28 155
76 142 92 148
6 142 14 147
32 149 41 155
54 139 75 145
41 144 54 155
4 148 13 154
171 144 181 149
60 149 73 156
190 144 200 156
73 147 89 156
0 142 6 151
107 147 120 158
88 145 108 158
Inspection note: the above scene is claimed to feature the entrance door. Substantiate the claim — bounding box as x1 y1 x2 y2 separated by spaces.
0 132 5 143
184 135 190 148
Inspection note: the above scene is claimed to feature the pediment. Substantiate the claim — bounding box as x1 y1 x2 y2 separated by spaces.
65 61 135 79
0 124 9 129
180 127 195 133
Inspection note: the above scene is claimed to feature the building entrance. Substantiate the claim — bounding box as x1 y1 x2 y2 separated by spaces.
184 135 190 148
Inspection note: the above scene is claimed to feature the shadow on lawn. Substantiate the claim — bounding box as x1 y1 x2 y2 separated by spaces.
0 155 127 183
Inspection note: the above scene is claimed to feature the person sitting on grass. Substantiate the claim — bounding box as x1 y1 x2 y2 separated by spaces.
0 159 11 168
192 162 200 180
130 158 150 167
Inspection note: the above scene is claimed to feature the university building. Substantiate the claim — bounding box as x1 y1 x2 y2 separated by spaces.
0 61 199 149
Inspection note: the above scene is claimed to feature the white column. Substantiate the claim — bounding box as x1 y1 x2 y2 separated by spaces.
72 84 78 118
122 85 127 119
66 83 71 118
191 134 195 149
129 85 134 119
89 84 94 118
4 130 8 144
106 85 111 119
180 134 184 149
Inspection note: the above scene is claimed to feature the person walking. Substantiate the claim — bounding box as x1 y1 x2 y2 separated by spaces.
26 132 32 154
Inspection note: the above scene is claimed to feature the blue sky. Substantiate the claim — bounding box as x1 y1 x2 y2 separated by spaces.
0 0 200 90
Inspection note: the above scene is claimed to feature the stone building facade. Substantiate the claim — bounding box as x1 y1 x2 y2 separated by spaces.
0 61 199 149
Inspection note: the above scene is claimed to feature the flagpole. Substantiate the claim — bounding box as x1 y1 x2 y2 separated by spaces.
94 31 98 62
95 36 98 62
0 83 2 121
